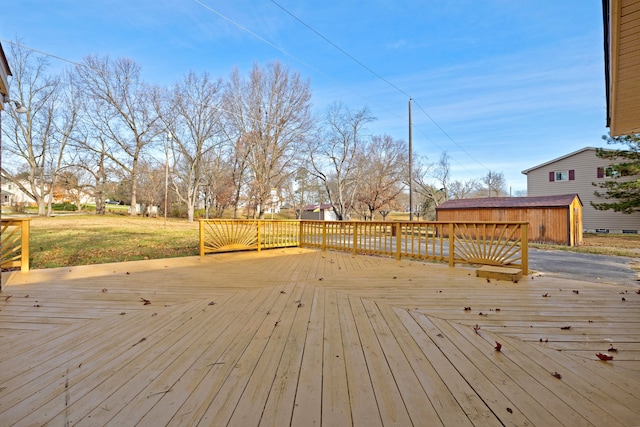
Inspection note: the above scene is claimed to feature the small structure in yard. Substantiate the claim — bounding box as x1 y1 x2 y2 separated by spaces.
436 194 583 246
300 203 337 221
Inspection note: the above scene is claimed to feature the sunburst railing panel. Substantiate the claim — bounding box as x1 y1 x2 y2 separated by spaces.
1 217 31 273
201 219 528 274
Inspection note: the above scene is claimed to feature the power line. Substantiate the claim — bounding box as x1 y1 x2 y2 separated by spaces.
264 1 490 174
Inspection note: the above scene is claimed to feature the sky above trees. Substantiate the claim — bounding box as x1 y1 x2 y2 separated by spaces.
2 1 608 192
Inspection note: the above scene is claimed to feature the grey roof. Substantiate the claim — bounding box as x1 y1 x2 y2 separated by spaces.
436 194 582 210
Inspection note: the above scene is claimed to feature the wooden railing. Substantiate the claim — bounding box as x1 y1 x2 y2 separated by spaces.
200 219 528 274
199 219 299 255
1 217 31 273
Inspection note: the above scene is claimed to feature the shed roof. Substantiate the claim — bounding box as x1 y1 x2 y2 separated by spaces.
436 194 582 210
303 203 333 211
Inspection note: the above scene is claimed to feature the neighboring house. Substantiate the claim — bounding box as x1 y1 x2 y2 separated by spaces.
436 194 583 246
521 147 640 234
0 180 37 206
300 204 337 221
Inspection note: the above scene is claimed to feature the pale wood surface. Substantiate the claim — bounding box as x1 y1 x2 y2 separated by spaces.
1 248 639 426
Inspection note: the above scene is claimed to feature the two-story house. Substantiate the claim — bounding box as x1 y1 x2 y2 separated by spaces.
522 147 639 234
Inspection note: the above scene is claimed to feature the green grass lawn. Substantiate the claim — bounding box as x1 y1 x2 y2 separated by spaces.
28 215 200 269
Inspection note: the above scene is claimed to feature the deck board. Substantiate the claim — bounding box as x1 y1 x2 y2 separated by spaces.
1 248 639 426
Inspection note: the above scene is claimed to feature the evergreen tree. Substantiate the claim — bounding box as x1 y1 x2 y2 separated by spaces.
592 134 640 213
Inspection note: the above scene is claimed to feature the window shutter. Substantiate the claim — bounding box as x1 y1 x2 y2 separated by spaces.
569 169 575 180
597 167 604 179
549 171 555 182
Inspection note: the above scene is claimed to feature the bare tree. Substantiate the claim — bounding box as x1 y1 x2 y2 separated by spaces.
448 178 480 199
481 170 507 197
223 62 313 218
1 43 77 216
413 153 449 218
155 71 224 222
308 102 374 220
357 134 408 220
76 55 159 215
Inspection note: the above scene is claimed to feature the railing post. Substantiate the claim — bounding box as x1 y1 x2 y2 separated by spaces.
322 222 327 251
352 222 358 256
20 218 30 272
395 222 402 260
199 220 205 257
256 220 262 252
298 221 303 248
521 223 529 274
448 223 455 267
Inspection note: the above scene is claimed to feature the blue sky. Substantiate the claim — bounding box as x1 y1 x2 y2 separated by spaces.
2 1 608 193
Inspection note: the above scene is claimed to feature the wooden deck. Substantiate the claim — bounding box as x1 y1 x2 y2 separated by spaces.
1 248 639 426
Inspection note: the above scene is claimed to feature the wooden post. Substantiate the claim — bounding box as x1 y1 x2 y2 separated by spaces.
352 223 358 256
322 222 327 251
21 218 30 272
256 220 262 252
198 220 205 257
521 223 529 274
395 222 402 260
448 223 455 267
298 220 303 248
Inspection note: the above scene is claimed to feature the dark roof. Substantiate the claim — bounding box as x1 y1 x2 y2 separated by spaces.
436 194 582 210
303 203 333 211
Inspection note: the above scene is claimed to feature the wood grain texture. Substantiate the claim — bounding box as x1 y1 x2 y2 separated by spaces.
1 248 638 426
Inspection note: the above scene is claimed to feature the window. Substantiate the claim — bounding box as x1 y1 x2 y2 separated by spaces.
598 166 622 178
549 170 574 182
555 171 568 181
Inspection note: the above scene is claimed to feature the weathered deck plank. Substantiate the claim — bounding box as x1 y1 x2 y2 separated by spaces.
0 248 638 426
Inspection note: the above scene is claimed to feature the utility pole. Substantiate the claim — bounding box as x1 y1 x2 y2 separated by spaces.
408 98 413 221
164 132 172 227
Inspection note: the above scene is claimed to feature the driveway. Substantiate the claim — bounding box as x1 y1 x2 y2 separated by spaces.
528 247 640 286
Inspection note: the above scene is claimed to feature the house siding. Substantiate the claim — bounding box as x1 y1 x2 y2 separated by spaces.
524 148 640 233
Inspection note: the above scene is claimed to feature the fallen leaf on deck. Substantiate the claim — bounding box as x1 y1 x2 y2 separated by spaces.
560 326 571 330
495 341 502 352
506 407 513 413
608 346 618 352
572 290 579 294
551 371 562 379
596 353 614 361
474 324 481 334
4 295 12 301
464 307 471 311
542 293 549 297
132 337 146 347
101 288 108 293
208 301 216 305
140 298 151 305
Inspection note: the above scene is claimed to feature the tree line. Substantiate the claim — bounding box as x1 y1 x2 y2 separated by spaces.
1 42 508 222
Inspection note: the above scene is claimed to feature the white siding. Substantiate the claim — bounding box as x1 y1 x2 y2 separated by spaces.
525 148 640 233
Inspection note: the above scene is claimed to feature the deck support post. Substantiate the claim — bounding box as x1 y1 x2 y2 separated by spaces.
521 223 529 274
395 223 402 260
448 223 455 267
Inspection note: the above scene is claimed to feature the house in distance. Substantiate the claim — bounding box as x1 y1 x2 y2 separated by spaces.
522 147 640 234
